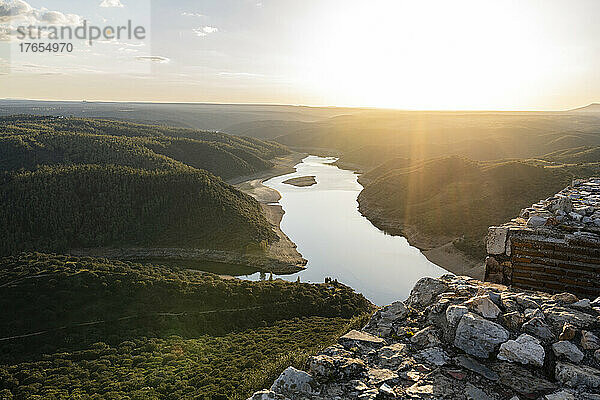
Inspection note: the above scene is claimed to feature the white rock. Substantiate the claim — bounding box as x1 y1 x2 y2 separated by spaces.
406 278 448 309
454 313 509 358
552 341 584 363
446 305 469 327
247 389 289 400
486 227 508 255
497 334 545 367
270 367 314 396
466 295 501 319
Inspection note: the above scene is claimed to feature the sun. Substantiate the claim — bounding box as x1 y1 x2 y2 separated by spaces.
293 0 560 110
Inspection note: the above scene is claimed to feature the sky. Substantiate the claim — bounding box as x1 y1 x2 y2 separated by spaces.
0 0 599 110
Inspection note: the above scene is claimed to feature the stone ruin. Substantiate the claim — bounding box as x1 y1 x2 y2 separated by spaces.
248 275 600 399
485 177 600 297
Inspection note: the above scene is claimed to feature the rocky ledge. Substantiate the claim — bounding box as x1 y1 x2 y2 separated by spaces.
248 275 600 399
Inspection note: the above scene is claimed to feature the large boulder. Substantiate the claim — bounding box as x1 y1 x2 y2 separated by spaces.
309 354 367 383
497 334 545 367
552 341 584 363
270 367 315 397
406 277 448 309
454 312 509 358
363 301 407 337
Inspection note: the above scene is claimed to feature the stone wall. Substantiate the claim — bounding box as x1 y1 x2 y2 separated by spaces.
248 275 600 400
485 178 600 297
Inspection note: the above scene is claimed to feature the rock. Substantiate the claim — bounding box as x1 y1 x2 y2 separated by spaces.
377 343 408 370
410 326 441 348
465 295 501 319
416 347 450 367
545 306 597 330
405 277 448 309
549 197 573 214
446 305 469 327
378 383 395 398
595 349 600 363
555 362 600 389
559 323 577 341
465 383 495 400
514 294 541 310
545 390 576 400
527 215 549 228
339 330 385 350
582 330 600 350
522 317 555 341
552 293 579 305
571 299 592 310
487 227 508 255
502 311 525 331
525 308 545 320
309 354 367 382
454 313 509 358
270 367 315 396
497 334 545 367
552 341 584 363
492 362 557 396
591 297 600 308
367 368 398 386
247 390 289 400
455 355 499 381
364 301 407 337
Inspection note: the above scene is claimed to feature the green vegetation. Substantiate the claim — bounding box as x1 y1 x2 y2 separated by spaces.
358 156 575 256
0 165 275 254
0 116 292 255
0 253 374 399
0 116 287 179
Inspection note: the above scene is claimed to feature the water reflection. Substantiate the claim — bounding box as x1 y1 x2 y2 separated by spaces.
242 156 446 305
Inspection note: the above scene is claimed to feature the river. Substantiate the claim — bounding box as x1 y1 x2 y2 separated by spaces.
244 155 446 305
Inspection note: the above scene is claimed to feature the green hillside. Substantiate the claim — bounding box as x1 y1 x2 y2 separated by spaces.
0 165 274 255
0 253 373 399
358 156 573 257
0 116 287 179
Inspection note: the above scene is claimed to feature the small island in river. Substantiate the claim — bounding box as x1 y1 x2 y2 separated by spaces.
283 175 317 187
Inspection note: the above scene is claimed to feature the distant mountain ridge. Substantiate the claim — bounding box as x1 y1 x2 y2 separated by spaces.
569 103 600 113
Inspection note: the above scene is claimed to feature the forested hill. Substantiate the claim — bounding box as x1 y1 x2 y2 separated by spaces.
0 116 286 255
0 253 373 399
0 115 287 179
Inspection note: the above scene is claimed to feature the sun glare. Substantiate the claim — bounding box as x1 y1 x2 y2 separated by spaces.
295 0 562 110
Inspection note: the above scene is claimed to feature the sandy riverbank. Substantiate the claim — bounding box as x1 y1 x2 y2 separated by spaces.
234 152 308 272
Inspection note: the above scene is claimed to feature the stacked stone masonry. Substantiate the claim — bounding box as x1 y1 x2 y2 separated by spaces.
486 177 600 297
248 275 600 399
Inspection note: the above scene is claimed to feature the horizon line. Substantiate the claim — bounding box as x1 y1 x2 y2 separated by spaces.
1 97 597 113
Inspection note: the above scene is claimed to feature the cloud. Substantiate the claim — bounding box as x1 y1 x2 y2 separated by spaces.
99 0 124 8
181 12 203 17
193 26 218 37
135 55 169 64
0 0 82 25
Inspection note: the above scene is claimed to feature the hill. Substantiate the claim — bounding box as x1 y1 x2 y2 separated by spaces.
0 253 374 399
357 156 574 258
0 116 300 262
569 103 600 113
0 116 287 179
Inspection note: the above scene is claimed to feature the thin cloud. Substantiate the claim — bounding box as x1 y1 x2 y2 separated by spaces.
193 26 218 37
135 55 170 64
99 0 124 8
181 12 203 17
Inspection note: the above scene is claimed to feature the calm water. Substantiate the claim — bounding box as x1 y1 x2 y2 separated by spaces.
245 156 446 305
